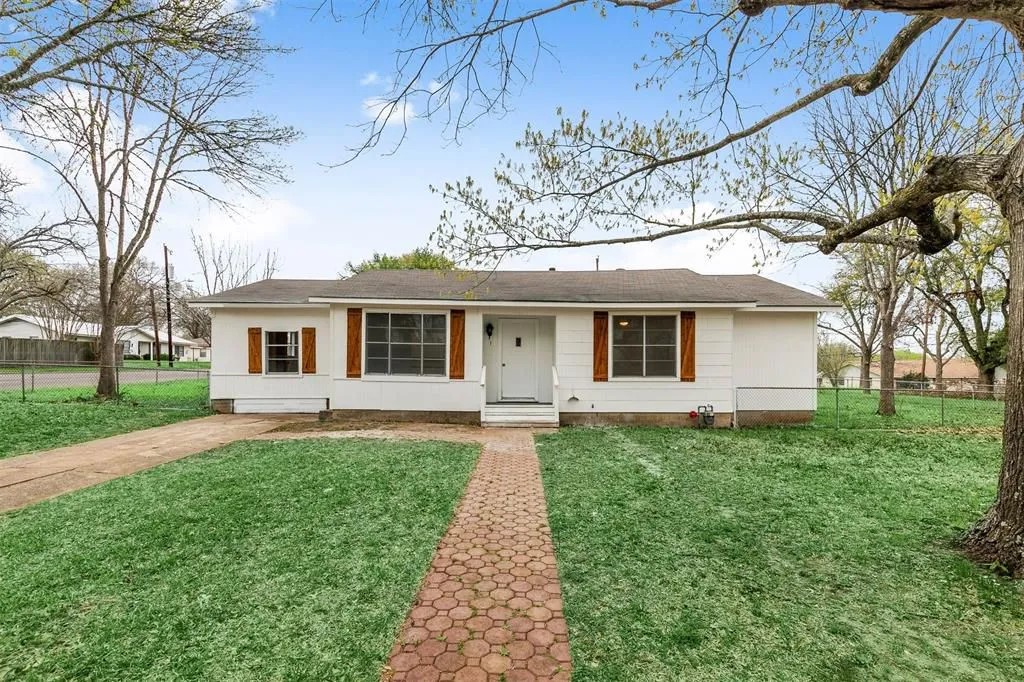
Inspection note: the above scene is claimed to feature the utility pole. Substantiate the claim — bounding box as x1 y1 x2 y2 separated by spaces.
164 244 174 368
149 287 161 367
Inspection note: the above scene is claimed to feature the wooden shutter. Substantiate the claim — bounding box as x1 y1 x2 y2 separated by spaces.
680 311 696 382
593 311 609 382
247 327 262 374
449 309 465 380
346 308 362 378
301 327 317 374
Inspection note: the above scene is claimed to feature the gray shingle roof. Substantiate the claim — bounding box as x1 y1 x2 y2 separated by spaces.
190 269 834 307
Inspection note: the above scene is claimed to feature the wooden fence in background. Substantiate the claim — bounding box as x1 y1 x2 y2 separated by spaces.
0 338 124 365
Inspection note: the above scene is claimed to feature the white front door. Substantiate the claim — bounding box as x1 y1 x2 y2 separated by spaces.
500 319 538 401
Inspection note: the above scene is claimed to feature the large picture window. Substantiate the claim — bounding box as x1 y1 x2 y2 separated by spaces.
366 313 447 376
612 315 676 377
266 331 300 374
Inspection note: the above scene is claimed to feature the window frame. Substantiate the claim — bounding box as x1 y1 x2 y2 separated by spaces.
264 329 302 376
609 313 679 380
363 310 449 379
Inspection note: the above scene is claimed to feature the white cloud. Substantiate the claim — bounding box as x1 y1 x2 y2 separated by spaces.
0 130 47 191
360 71 380 86
196 196 310 242
361 96 416 126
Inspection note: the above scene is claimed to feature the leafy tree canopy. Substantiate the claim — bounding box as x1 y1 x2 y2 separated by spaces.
344 248 455 276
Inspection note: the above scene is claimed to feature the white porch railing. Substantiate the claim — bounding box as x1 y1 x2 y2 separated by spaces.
479 365 487 424
552 365 560 423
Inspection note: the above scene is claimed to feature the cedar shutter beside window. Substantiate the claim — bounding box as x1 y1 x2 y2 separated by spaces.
301 327 317 374
247 327 262 374
346 308 362 378
680 311 696 382
593 311 609 382
449 309 465 380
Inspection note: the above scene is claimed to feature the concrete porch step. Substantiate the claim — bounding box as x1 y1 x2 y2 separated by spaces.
482 402 559 427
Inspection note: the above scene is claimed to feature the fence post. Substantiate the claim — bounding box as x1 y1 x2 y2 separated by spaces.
20 364 25 402
116 364 121 398
835 385 840 430
940 387 945 427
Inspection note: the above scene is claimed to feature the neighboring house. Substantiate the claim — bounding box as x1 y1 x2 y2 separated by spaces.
883 357 1006 389
182 338 212 363
0 315 196 360
192 268 836 426
123 328 196 360
0 314 101 341
819 364 881 389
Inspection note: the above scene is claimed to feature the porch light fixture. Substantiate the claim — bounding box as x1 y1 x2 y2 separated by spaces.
617 319 630 327
485 322 494 338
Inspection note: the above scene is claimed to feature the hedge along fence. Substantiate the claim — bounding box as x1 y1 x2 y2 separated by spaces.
0 338 124 365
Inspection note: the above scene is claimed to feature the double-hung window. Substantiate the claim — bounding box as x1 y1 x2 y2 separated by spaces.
365 313 447 376
265 331 300 374
612 315 677 377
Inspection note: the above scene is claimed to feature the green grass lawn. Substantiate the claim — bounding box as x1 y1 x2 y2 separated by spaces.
0 438 478 679
0 381 210 458
538 427 1024 681
2 377 209 408
0 399 207 459
815 387 1004 430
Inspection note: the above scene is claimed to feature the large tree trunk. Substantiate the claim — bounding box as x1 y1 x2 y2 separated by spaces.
877 312 896 416
95 256 118 399
96 310 118 398
860 354 872 392
979 367 997 399
935 362 943 391
964 134 1024 576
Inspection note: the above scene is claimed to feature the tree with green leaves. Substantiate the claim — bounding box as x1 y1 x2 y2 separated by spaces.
817 340 857 388
820 266 881 392
344 248 455 276
343 1 1024 573
918 201 1008 394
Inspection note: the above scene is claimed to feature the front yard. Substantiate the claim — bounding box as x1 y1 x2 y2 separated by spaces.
0 437 478 679
538 427 1024 680
0 380 209 458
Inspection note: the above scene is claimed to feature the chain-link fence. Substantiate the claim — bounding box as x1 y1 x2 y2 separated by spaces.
735 386 1005 430
0 363 210 411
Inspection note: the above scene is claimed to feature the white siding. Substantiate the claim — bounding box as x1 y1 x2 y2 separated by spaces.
556 308 735 415
733 311 817 411
210 307 332 407
208 303 821 418
0 319 46 338
331 305 483 412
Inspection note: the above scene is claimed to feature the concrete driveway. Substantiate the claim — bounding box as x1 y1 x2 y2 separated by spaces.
0 414 297 513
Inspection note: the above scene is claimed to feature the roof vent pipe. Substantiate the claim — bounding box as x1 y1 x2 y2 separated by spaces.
548 267 556 271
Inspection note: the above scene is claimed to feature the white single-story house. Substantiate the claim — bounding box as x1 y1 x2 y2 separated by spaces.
819 364 881 389
181 338 212 363
0 314 203 360
124 327 197 360
0 314 102 342
192 268 837 426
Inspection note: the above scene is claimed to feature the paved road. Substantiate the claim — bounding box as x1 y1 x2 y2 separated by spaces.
0 368 208 392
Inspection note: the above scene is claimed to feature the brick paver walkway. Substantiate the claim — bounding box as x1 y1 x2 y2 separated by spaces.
381 428 571 682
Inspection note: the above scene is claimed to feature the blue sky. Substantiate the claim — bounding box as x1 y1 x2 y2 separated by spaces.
139 2 886 291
